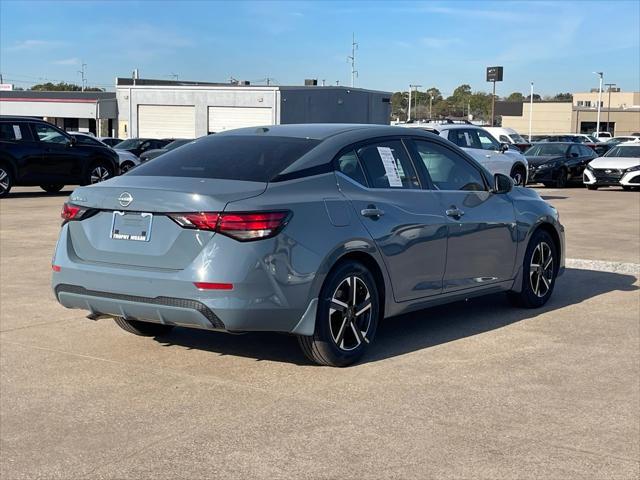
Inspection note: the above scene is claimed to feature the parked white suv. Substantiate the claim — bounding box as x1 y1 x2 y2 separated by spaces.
404 124 529 185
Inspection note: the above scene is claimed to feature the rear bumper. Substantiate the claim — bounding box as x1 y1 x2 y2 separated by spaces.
51 225 320 334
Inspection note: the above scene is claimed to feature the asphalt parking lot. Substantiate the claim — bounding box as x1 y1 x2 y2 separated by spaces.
1 186 639 479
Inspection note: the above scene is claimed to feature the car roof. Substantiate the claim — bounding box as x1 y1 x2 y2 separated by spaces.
217 123 412 140
0 115 51 123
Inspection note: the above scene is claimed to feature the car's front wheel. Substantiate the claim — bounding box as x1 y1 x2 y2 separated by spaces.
120 161 135 173
510 164 527 186
40 184 64 193
509 229 558 308
586 184 598 190
298 260 380 367
114 317 174 337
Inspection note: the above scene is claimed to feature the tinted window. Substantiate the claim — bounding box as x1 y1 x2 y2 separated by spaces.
356 140 419 189
414 140 486 191
34 123 68 144
165 139 192 151
0 123 26 141
130 135 320 182
579 145 595 157
116 139 143 149
499 135 510 143
525 144 568 156
72 134 103 146
448 129 499 150
336 150 367 186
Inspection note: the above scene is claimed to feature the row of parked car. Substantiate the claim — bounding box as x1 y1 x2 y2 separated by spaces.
0 115 194 197
401 121 640 191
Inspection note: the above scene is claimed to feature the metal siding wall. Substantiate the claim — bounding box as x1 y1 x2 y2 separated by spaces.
138 105 196 138
207 107 273 132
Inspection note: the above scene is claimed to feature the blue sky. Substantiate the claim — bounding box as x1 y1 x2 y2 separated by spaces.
1 0 638 96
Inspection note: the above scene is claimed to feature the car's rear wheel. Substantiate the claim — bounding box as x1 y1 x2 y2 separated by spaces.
298 260 379 367
114 317 174 337
40 184 64 193
0 165 13 198
509 229 558 308
84 162 113 185
586 184 598 190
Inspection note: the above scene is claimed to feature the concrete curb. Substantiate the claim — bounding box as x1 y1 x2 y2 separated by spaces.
566 258 640 276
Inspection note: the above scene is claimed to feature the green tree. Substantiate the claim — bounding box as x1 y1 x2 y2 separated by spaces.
553 92 573 101
506 92 524 102
30 81 103 92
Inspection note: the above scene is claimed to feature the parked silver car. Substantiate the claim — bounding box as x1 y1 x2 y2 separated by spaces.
52 124 564 366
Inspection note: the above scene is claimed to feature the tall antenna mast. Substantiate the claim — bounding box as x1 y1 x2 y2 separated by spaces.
78 62 87 91
347 33 358 87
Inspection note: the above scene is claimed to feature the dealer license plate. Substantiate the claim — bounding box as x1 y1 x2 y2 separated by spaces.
110 211 153 242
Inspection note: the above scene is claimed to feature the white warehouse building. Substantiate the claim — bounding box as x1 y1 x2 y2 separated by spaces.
116 78 392 139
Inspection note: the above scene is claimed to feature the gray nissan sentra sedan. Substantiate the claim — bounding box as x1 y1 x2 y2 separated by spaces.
52 124 565 367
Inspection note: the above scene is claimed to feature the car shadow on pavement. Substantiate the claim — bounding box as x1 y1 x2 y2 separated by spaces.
155 268 638 366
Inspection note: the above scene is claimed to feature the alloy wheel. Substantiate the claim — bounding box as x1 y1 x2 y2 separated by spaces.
0 168 9 194
329 276 372 351
90 166 110 184
513 170 524 186
529 241 554 297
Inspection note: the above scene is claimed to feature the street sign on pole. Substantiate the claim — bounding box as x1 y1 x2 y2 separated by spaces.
487 66 503 127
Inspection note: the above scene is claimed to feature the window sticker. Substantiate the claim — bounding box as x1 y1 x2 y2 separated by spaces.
377 146 403 187
13 125 22 140
463 132 471 147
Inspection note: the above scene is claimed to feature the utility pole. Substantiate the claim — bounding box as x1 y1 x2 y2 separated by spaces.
529 82 534 141
593 71 603 135
409 84 421 121
347 33 358 88
490 80 496 126
78 62 87 91
429 94 433 119
604 82 616 134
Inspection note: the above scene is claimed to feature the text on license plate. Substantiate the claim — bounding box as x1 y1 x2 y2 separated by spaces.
110 211 153 242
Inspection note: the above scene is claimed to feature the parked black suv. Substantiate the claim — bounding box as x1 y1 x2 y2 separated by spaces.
0 117 119 197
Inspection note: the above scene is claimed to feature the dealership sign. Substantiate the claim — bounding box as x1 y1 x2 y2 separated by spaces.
486 66 504 82
0 84 14 91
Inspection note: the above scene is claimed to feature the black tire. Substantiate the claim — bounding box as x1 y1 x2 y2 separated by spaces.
114 317 174 337
510 165 527 186
542 183 554 188
622 186 634 191
298 260 380 367
40 184 64 193
0 164 13 198
586 185 598 190
120 161 135 173
509 229 558 308
555 168 568 188
83 161 114 186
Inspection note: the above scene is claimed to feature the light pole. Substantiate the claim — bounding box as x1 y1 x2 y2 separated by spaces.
429 94 433 119
593 71 603 135
529 82 534 141
408 84 421 122
604 82 616 134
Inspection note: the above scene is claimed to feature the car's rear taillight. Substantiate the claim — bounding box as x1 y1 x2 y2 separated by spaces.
168 211 290 241
61 202 87 222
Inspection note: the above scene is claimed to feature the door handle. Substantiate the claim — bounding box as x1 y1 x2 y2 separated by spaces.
446 207 465 219
361 206 384 218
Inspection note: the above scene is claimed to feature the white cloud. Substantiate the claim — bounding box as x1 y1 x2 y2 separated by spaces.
5 39 64 51
52 57 80 65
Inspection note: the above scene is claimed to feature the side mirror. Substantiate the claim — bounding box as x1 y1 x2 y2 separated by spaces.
493 173 513 194
67 136 77 146
499 142 509 153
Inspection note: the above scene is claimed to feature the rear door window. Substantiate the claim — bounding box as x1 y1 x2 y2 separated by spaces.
129 135 320 182
33 123 68 144
356 140 420 189
0 123 28 141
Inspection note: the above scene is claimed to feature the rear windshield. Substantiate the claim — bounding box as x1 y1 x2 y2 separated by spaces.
129 135 320 182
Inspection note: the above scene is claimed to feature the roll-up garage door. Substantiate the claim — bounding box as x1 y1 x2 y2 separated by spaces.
138 105 196 138
208 107 273 133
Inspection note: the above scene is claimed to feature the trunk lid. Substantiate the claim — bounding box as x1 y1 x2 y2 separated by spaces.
66 176 267 269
